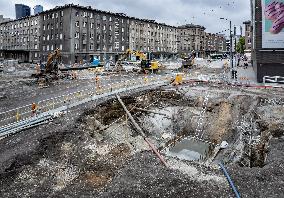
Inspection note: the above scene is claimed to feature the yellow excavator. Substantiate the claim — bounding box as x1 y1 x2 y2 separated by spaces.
119 49 159 73
33 48 62 85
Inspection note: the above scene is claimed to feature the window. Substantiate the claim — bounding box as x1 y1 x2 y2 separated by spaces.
61 11 64 17
59 44 63 50
43 15 46 20
109 17 112 22
90 23 94 29
60 33 63 39
56 13 58 18
103 16 106 21
83 12 87 17
103 25 106 31
122 27 124 33
47 24 50 30
90 43 94 50
47 35 50 41
35 53 38 58
75 43 79 50
34 44 38 49
43 46 45 51
83 22 87 28
43 25 45 30
35 20 37 25
75 21 79 27
75 32 79 38
109 25 112 31
51 45 54 51
43 36 45 41
52 13 54 19
47 45 49 51
122 46 125 51
75 11 79 17
90 13 93 18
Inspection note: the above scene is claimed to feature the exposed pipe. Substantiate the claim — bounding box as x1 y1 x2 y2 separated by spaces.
218 162 241 198
116 95 168 167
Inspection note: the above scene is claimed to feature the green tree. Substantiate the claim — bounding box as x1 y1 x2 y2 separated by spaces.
236 36 245 54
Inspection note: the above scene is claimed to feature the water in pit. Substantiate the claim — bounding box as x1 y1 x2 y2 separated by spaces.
166 138 211 161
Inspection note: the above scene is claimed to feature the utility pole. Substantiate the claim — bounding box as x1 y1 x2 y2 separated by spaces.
230 20 233 69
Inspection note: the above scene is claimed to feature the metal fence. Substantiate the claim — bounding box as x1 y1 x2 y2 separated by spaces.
0 75 171 130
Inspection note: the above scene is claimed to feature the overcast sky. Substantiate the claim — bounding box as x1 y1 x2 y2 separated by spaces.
0 0 250 35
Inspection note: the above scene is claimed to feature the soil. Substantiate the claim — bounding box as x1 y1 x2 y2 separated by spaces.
1 65 284 197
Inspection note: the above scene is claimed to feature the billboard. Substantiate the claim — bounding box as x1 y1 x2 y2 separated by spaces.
262 0 284 48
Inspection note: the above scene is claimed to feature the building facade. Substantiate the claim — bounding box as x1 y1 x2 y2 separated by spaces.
39 4 131 64
0 15 41 62
243 21 252 51
129 19 178 57
34 5 43 15
1 4 228 64
177 24 206 57
204 33 226 56
15 4 31 19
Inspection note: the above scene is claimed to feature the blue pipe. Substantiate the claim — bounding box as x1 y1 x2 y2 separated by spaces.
219 162 241 198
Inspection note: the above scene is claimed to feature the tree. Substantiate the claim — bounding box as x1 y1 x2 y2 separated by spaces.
236 36 245 54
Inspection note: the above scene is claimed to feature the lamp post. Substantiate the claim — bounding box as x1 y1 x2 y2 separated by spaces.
220 18 233 69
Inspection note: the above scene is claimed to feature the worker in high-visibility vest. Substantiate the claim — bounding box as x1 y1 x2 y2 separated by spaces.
31 103 37 116
95 75 101 89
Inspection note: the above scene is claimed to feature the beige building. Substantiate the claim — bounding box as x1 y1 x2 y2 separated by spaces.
129 19 178 57
177 24 206 57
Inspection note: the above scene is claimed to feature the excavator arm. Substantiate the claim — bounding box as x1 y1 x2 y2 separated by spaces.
46 48 61 73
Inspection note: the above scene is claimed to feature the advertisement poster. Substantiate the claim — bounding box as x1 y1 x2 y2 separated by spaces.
262 0 284 48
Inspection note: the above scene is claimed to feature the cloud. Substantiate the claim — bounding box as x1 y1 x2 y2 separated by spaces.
0 0 250 34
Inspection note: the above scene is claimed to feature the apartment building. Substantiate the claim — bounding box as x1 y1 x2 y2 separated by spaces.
129 19 178 57
204 33 226 56
177 24 206 57
0 3 227 64
40 4 130 64
0 15 41 62
243 21 252 51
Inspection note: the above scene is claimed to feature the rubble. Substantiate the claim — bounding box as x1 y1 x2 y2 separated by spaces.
0 59 284 197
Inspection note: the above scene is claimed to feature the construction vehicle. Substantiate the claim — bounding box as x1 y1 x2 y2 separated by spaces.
182 51 196 68
33 48 62 85
115 49 160 73
129 50 159 73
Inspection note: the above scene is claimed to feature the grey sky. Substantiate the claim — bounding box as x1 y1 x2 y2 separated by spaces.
0 0 250 35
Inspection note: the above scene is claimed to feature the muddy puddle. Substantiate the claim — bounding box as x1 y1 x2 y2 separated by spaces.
165 138 211 161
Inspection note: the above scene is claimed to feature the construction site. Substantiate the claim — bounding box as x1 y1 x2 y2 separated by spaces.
0 48 284 197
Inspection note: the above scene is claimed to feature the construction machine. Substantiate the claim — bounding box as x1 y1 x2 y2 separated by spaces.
33 48 62 85
182 51 196 68
115 49 159 73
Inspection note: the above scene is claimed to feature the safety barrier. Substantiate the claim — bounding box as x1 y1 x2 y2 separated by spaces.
263 76 284 84
0 75 171 131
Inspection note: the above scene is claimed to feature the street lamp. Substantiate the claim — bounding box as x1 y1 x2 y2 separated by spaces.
220 17 233 69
